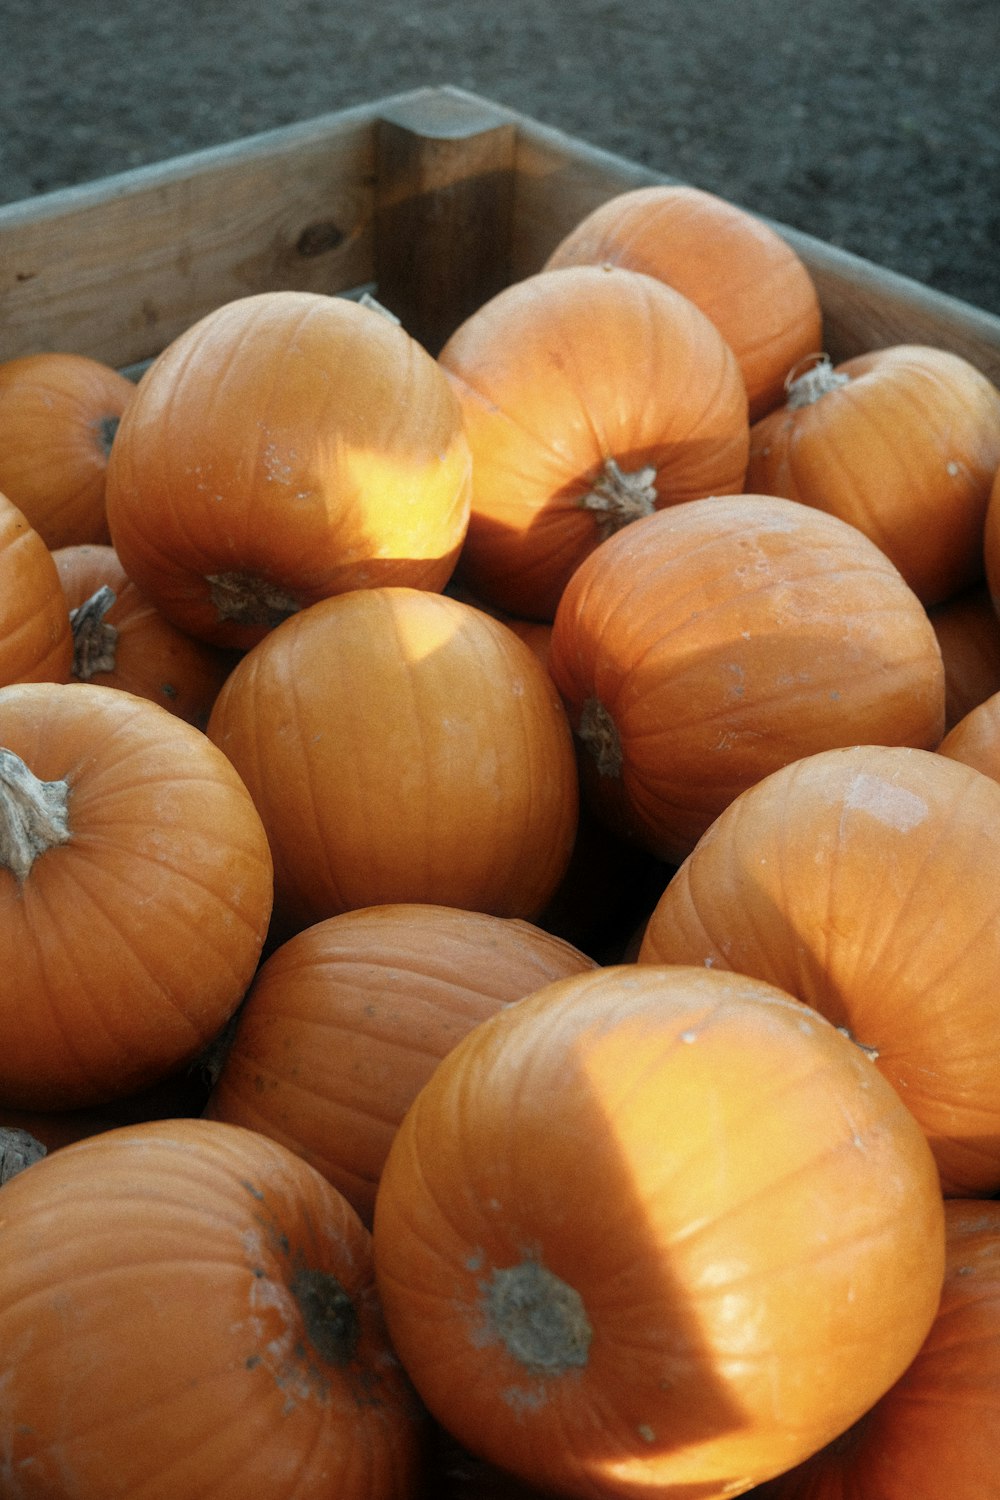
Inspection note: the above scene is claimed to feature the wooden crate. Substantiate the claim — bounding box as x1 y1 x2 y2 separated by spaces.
3 84 1000 384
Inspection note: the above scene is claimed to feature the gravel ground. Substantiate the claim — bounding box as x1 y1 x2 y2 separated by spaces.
2 0 999 316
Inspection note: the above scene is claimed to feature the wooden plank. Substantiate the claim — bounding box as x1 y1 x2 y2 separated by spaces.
0 98 391 368
373 90 518 353
1 83 998 388
506 107 1000 385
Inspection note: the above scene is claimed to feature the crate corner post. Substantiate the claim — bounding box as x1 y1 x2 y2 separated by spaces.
372 88 519 354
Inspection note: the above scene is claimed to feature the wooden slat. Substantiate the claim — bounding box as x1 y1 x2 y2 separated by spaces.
2 84 999 388
0 98 388 368
505 103 1000 385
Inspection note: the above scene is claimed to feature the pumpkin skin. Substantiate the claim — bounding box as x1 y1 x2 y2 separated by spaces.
0 681 274 1110
937 686 1000 782
927 582 1000 730
638 743 1000 1196
0 1117 425 1500
372 963 945 1500
205 903 597 1225
206 587 579 935
0 491 74 687
543 183 823 422
52 542 238 729
0 351 135 549
981 457 1000 622
438 263 749 621
751 1198 1000 1500
548 493 945 862
746 346 1000 606
105 290 473 649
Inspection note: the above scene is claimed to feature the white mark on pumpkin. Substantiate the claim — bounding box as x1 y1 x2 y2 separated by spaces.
637 1425 656 1444
842 773 928 831
946 460 960 476
680 1030 698 1044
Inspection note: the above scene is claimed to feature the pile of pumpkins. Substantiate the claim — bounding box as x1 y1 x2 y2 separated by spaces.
1 181 999 1500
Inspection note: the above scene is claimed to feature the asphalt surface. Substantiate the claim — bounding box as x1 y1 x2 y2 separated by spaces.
2 0 998 316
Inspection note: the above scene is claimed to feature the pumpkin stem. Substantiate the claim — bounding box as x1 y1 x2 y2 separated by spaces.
784 353 851 409
357 289 402 325
484 1258 592 1374
580 457 659 538
207 571 301 628
577 697 623 778
836 1025 881 1062
0 748 72 882
290 1265 360 1366
94 413 120 458
0 1127 47 1186
69 584 119 680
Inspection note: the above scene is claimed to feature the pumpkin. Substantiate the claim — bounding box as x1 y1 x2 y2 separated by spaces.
205 586 579 935
53 542 237 728
0 680 274 1110
0 1116 425 1499
638 742 1000 1196
0 350 135 549
981 457 1000 620
937 686 1000 782
205 903 597 1225
437 263 749 620
543 183 823 421
927 582 1000 730
547 493 945 862
372 963 945 1499
751 1198 1000 1499
0 490 74 687
105 290 473 649
746 346 1000 606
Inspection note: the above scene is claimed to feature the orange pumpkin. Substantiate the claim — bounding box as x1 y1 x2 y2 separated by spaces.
0 491 73 687
746 346 1000 606
0 1117 425 1499
205 903 597 1225
438 263 749 620
105 290 473 649
751 1198 1000 1499
0 680 273 1110
927 582 1000 730
548 493 945 862
543 183 823 421
53 542 237 729
638 742 1000 1196
981 457 1000 621
937 687 1000 782
0 351 135 549
206 586 578 936
372 963 945 1498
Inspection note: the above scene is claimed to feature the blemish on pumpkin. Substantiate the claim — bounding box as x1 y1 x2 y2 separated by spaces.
241 1179 265 1201
637 1424 656 1444
842 773 927 832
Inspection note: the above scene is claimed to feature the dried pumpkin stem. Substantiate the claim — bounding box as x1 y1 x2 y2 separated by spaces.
69 584 119 680
580 457 659 539
0 1127 47 1186
207 571 301 628
484 1258 592 1374
785 353 851 409
577 697 624 778
0 748 72 882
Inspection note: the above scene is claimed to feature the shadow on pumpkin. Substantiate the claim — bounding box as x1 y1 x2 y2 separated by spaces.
373 965 872 1498
450 443 744 626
